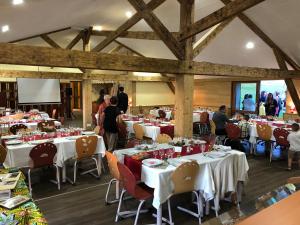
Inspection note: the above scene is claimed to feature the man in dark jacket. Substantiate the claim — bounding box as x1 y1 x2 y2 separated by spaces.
117 87 128 113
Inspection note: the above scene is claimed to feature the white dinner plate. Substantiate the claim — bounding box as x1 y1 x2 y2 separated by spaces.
82 131 96 135
29 139 53 145
142 158 164 167
6 140 23 145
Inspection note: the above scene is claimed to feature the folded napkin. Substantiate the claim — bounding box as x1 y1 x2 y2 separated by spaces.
205 151 230 158
167 158 191 167
214 145 232 152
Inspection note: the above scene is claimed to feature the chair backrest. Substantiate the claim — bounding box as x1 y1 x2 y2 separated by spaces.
106 151 120 180
37 121 55 132
171 161 199 194
0 144 7 164
117 162 137 196
117 121 128 139
125 139 138 148
158 110 166 119
225 123 241 140
75 136 98 160
200 112 209 124
29 142 57 168
10 124 27 135
156 133 172 144
256 124 272 141
133 123 144 140
209 120 216 135
273 128 290 147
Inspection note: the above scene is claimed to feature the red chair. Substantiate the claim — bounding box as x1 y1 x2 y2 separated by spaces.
272 128 290 162
28 142 60 195
224 123 241 146
116 162 153 225
10 124 27 135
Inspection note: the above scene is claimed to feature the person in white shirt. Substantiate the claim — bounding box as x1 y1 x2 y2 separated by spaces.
287 123 300 170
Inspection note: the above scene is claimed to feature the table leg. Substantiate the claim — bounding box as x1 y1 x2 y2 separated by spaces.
97 155 102 176
62 165 66 183
156 205 162 225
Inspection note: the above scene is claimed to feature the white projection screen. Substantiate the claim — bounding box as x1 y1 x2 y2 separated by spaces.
17 78 61 104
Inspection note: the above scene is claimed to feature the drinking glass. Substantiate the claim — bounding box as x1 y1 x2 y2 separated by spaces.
159 149 165 160
153 151 158 159
200 144 206 153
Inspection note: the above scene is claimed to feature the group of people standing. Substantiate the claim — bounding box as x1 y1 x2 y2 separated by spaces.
259 91 283 117
96 87 128 151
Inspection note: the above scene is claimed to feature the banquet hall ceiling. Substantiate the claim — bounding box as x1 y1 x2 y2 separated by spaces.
0 0 299 70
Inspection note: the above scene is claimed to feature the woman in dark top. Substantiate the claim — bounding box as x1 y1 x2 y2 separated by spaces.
104 96 121 151
264 93 278 116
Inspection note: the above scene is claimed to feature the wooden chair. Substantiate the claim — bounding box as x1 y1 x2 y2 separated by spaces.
37 121 55 132
28 142 60 195
164 161 202 224
9 124 27 135
105 151 121 205
116 162 153 225
256 124 273 160
0 144 7 167
156 133 172 144
70 136 100 184
133 123 144 140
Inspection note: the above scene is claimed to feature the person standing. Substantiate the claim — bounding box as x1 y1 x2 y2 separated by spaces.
244 94 256 111
97 95 111 136
212 105 230 135
117 87 128 113
287 123 300 170
103 96 121 151
264 93 278 116
275 91 282 117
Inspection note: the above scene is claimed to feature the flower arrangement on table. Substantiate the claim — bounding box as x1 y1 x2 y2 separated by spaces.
0 169 48 225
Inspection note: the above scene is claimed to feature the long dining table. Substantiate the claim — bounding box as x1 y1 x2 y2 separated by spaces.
114 145 249 225
4 135 106 182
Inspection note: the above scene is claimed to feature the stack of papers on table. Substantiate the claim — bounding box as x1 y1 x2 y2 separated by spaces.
0 172 21 191
214 145 232 152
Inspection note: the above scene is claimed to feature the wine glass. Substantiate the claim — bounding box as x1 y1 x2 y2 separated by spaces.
200 144 206 153
153 151 158 159
159 149 165 160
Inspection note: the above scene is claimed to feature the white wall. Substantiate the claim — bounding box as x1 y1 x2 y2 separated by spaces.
136 82 174 106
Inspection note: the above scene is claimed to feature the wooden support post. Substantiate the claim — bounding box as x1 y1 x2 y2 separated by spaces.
273 49 300 116
124 73 136 113
175 0 194 138
82 78 93 128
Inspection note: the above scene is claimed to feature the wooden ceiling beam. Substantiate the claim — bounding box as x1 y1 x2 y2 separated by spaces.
40 34 62 49
128 0 184 59
220 0 300 71
180 0 265 40
0 70 173 82
193 17 234 58
92 0 165 52
274 49 300 115
92 30 179 40
66 30 84 50
2 43 300 78
8 27 71 43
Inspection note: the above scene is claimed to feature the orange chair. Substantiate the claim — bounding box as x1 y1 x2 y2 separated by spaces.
105 151 121 205
70 136 100 184
165 161 202 224
256 124 273 161
28 142 60 195
156 133 172 144
133 123 144 140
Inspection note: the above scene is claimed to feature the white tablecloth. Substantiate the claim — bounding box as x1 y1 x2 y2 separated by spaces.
124 121 161 140
193 111 214 123
149 110 172 120
4 136 106 168
115 148 248 209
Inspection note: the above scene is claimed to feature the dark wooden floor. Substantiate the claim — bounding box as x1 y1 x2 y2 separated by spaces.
32 156 300 225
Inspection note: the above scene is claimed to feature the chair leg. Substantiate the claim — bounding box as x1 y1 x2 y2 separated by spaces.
105 178 118 205
134 200 145 225
28 169 32 196
115 189 126 222
55 165 61 190
73 160 78 184
167 199 174 225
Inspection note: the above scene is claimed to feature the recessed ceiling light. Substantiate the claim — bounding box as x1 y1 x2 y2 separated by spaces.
246 41 255 49
2 25 10 33
93 25 103 31
13 0 24 5
125 11 133 18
